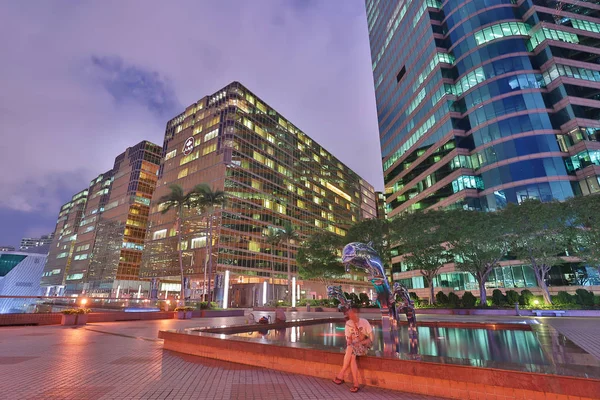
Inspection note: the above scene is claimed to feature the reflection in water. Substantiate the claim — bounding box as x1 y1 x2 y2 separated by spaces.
231 323 548 365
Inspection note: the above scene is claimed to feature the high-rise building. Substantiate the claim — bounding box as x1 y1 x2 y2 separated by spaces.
0 246 15 252
366 0 600 217
41 189 88 295
19 234 54 251
365 0 600 298
41 141 161 296
141 81 377 306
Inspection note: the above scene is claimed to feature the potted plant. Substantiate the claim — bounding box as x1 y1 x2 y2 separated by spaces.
61 308 91 326
174 306 194 319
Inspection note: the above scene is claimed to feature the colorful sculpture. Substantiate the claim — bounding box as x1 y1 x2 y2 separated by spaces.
326 285 351 313
329 242 418 355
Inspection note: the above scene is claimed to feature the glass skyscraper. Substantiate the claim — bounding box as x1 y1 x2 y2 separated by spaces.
141 81 377 306
366 0 600 298
366 0 600 217
41 141 162 296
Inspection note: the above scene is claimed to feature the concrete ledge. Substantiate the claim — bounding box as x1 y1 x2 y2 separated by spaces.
191 309 245 318
0 311 173 326
0 313 62 326
415 308 600 317
160 330 600 399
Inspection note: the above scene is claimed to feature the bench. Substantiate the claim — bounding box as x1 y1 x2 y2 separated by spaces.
532 310 565 317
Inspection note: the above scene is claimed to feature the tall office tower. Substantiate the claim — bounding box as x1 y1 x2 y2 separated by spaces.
366 0 600 298
366 0 600 218
141 81 377 306
41 141 161 297
19 234 54 251
41 190 88 295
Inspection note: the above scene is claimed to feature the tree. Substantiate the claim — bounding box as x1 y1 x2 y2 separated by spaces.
191 184 226 305
567 194 600 276
446 209 510 307
505 200 572 305
158 184 200 304
296 231 346 288
275 221 298 301
264 227 281 302
392 210 452 304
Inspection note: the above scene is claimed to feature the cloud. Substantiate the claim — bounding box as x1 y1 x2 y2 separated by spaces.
0 0 382 246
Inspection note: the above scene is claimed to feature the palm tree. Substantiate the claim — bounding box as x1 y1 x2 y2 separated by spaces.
192 184 226 305
265 227 281 303
158 184 198 305
276 221 298 302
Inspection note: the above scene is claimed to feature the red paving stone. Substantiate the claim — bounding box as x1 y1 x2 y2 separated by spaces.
0 322 444 400
545 317 600 361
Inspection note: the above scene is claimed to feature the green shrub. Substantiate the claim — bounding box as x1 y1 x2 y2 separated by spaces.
409 292 419 301
61 308 91 315
492 289 505 306
519 290 534 306
174 306 195 312
575 289 595 306
595 295 600 306
505 290 520 305
435 291 449 304
554 291 575 306
461 292 477 308
330 298 340 307
448 292 460 307
359 293 370 306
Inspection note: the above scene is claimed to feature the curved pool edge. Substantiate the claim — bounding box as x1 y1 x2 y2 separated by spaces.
159 326 600 400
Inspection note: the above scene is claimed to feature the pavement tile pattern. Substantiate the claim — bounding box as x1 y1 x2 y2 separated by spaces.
0 319 444 400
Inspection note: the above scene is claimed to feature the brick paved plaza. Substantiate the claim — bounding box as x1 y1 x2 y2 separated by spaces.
0 312 598 400
0 314 446 400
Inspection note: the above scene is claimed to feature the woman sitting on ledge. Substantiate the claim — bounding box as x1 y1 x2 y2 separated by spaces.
332 305 373 393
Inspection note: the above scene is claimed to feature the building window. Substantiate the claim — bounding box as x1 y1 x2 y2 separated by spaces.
204 129 218 142
153 229 167 240
165 150 177 160
191 237 207 249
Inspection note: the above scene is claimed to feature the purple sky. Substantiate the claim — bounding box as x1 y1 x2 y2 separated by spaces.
0 0 383 248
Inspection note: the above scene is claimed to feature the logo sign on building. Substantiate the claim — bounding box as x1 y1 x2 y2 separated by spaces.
182 137 194 156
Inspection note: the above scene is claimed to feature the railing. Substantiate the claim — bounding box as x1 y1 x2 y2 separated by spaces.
0 296 164 314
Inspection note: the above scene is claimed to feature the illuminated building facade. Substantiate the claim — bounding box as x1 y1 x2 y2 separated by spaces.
42 141 161 296
141 81 377 306
366 0 600 299
41 190 88 295
19 234 54 252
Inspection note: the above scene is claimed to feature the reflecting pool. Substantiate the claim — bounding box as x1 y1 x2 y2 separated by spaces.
231 322 547 365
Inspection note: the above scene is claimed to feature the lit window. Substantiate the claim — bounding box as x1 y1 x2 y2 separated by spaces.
253 151 265 164
202 143 217 155
204 129 218 142
191 237 207 249
178 168 188 179
165 150 177 160
153 229 167 240
180 151 199 166
249 241 261 252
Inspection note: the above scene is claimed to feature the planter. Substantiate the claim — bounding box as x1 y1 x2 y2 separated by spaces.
175 311 192 319
61 314 88 326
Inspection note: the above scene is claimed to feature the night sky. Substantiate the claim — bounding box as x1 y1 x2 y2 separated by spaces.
0 0 383 248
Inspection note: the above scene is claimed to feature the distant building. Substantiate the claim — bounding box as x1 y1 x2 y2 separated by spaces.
41 140 162 297
375 192 387 219
41 189 89 296
19 234 54 251
0 246 15 252
141 81 378 306
0 251 47 313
